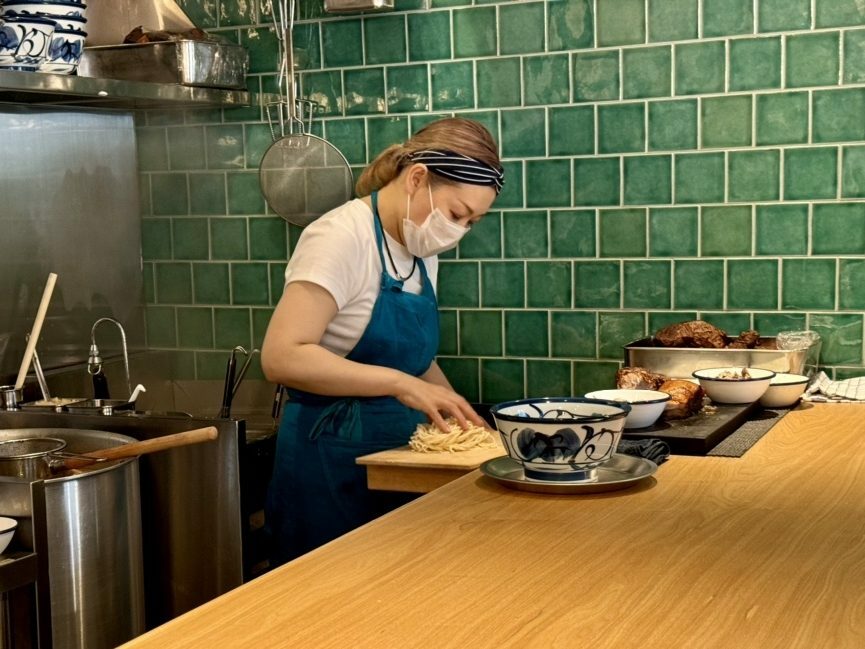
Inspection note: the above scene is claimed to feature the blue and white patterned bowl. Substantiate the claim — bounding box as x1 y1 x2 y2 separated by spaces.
490 397 630 482
38 25 83 73
0 14 54 70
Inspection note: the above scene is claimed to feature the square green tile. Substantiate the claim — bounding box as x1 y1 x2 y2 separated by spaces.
500 2 545 55
623 260 671 309
813 203 865 254
649 207 698 256
294 23 322 70
648 0 697 42
145 306 176 348
244 124 273 169
816 0 865 28
548 106 594 156
624 155 672 205
648 311 699 332
408 11 450 62
249 217 288 261
177 307 212 348
759 0 810 31
701 313 752 335
814 89 865 142
365 15 407 65
453 6 496 58
324 120 366 166
367 116 409 159
218 0 256 26
193 263 230 304
438 358 479 403
137 128 168 171
189 173 226 215
842 146 865 198
252 308 274 348
301 71 343 116
527 360 572 397
494 161 524 209
477 57 521 108
623 47 672 99
387 64 429 112
322 20 363 67
648 100 697 151
572 361 620 394
139 174 152 217
460 311 503 356
431 61 473 110
599 209 647 257
503 211 548 258
181 0 217 28
526 160 571 208
505 311 549 356
172 218 209 260
210 218 249 259
755 205 809 255
730 37 781 91
675 42 725 95
785 147 838 200
481 359 524 403
753 313 807 336
598 104 645 154
702 96 752 148
574 261 621 307
227 172 265 216
844 30 865 83
151 174 188 216
460 212 501 259
524 55 570 105
756 92 809 145
500 108 546 158
548 0 593 51
702 206 752 256
551 311 596 357
782 259 837 310
787 32 840 88
674 260 724 309
729 150 780 202
143 263 155 302
812 314 863 365
527 262 572 307
204 125 243 170
156 263 193 304
482 261 524 307
142 218 172 260
214 307 251 349
674 153 724 204
597 0 644 46
438 310 457 356
438 261 480 307
840 259 865 310
598 312 645 358
573 51 619 102
269 262 287 306
231 263 270 305
167 126 205 170
344 68 386 116
703 0 753 37
455 110 499 143
551 210 596 257
195 351 229 380
728 259 779 310
574 158 620 206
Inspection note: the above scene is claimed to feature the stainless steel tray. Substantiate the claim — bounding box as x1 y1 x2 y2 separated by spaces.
624 337 812 378
77 40 249 89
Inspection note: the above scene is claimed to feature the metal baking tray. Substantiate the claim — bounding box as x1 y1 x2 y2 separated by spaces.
624 337 812 378
65 399 136 415
20 398 88 413
77 40 249 89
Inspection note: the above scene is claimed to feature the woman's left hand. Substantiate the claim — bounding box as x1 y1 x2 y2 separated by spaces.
391 374 488 434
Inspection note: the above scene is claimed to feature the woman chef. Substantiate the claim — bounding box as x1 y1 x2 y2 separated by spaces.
262 117 504 564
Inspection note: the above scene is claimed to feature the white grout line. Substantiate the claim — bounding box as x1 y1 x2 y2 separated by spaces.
837 145 843 200
697 0 703 40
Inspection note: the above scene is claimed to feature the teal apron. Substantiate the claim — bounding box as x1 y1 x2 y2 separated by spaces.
266 192 439 565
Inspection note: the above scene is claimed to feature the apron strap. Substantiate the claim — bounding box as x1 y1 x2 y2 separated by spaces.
307 398 362 442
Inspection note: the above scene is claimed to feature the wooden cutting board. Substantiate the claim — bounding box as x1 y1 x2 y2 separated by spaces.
622 401 761 455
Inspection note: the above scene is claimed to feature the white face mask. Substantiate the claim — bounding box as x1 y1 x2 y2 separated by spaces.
402 184 469 257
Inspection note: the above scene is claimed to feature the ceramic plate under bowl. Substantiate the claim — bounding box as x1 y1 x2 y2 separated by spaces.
479 454 657 495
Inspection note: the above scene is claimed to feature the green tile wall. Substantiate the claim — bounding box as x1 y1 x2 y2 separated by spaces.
145 0 865 389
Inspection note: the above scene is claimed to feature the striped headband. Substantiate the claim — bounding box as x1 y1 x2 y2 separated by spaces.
408 149 505 194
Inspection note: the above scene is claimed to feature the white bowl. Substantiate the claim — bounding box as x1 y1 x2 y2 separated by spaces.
490 397 630 482
38 26 84 73
0 14 55 70
692 367 775 404
759 373 810 408
0 516 18 554
584 389 671 429
1 1 87 19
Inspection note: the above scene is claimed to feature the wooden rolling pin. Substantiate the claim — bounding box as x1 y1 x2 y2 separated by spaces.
58 426 219 471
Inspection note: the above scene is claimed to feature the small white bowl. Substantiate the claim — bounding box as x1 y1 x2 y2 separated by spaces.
584 389 671 429
0 516 18 554
692 367 775 404
759 373 810 408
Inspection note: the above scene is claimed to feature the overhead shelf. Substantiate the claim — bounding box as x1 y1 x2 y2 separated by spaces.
0 69 251 110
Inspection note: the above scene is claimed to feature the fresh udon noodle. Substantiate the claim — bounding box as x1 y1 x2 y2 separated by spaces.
409 418 498 453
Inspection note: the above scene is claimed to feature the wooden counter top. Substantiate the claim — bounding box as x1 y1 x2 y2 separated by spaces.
121 403 865 648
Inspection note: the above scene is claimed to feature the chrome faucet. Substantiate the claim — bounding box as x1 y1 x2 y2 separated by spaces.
88 317 132 399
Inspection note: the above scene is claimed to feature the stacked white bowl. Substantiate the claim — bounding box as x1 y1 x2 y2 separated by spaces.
0 0 87 73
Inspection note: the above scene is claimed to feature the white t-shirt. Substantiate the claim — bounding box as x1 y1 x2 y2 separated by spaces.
283 199 438 357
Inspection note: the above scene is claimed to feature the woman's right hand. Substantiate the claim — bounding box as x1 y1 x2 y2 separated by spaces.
391 374 487 433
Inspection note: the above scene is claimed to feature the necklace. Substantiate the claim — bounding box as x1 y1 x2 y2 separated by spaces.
375 209 417 282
